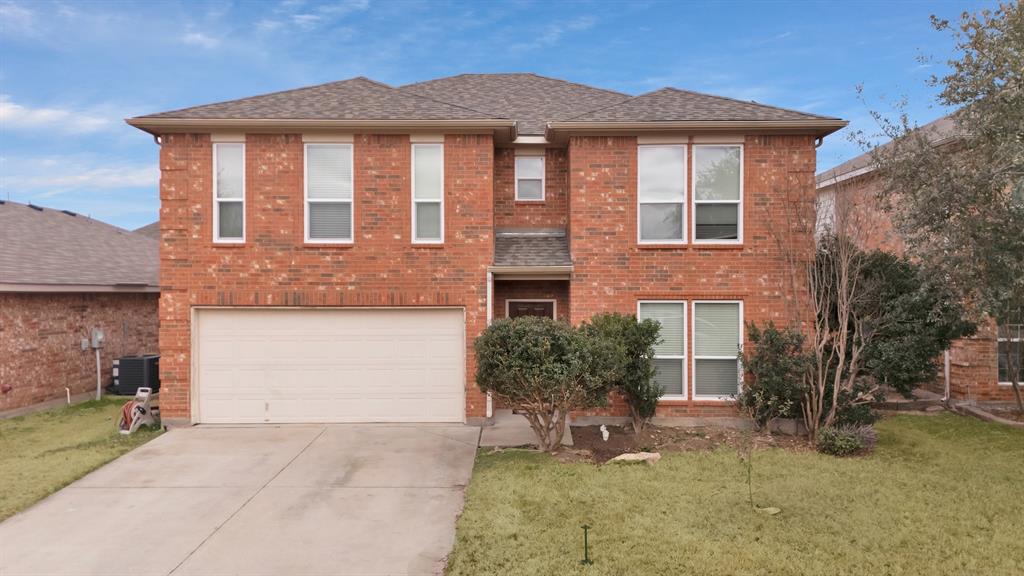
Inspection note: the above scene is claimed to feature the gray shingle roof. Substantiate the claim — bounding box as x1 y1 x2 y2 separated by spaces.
0 201 158 289
816 115 958 186
133 221 160 239
135 77 502 121
399 73 630 135
567 87 839 123
493 232 572 267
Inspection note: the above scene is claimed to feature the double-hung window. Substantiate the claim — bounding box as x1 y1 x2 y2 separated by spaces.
515 155 545 201
998 322 1023 384
305 144 354 243
213 143 245 242
693 301 742 399
693 145 742 243
638 301 687 398
412 143 443 243
638 145 686 243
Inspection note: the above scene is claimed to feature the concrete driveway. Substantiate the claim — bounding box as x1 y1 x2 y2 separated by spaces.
0 424 481 576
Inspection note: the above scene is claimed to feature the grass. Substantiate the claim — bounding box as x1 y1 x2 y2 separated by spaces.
447 415 1024 576
0 397 162 521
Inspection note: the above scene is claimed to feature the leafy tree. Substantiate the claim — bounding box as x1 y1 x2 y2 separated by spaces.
738 322 808 431
865 3 1024 411
474 317 618 452
858 250 976 397
582 313 663 434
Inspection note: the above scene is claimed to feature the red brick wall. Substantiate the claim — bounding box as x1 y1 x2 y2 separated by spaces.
492 280 569 322
0 292 158 412
157 133 494 422
493 148 568 229
567 135 817 416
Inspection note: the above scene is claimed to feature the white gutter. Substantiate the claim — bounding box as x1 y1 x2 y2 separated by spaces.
0 283 160 293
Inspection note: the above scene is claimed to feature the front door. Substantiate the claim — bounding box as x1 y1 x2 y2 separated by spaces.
507 300 555 319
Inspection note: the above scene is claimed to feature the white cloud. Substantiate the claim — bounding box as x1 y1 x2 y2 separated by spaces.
0 1 35 34
0 155 158 196
0 95 118 134
181 31 220 49
291 13 320 28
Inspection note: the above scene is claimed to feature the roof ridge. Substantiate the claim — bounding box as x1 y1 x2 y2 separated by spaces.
401 72 631 98
1 199 153 238
522 72 631 97
392 82 510 120
659 86 840 121
132 78 365 119
561 87 660 121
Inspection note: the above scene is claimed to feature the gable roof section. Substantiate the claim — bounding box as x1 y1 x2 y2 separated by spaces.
567 87 840 123
134 77 501 121
133 221 160 239
398 73 630 135
0 201 158 292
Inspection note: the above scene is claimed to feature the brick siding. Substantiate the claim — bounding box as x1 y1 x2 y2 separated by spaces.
493 148 568 229
0 292 158 412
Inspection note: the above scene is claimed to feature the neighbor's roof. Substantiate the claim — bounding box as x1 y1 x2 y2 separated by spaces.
0 201 159 292
493 230 572 268
133 221 160 239
128 73 846 138
817 115 959 188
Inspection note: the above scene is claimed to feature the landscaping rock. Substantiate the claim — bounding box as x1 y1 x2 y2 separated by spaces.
610 451 661 465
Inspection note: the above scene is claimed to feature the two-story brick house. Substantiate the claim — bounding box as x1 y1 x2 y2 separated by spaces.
128 73 845 425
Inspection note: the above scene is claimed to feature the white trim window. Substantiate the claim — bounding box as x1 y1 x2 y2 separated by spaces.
692 301 743 399
693 144 743 243
304 143 354 243
638 301 687 398
514 155 545 201
638 145 686 243
998 322 1023 384
213 143 245 243
412 143 444 243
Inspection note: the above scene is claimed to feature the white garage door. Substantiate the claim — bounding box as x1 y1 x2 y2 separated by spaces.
195 308 465 423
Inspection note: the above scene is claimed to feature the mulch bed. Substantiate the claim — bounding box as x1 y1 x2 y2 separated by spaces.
569 424 808 463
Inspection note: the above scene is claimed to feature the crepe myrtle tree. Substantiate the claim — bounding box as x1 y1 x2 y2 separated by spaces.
474 317 619 452
581 313 664 435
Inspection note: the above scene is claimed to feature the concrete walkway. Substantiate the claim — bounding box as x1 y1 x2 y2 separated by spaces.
0 424 480 576
479 409 573 447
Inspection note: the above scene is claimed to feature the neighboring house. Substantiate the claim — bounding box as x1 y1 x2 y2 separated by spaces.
816 115 1015 403
127 73 846 425
0 201 159 412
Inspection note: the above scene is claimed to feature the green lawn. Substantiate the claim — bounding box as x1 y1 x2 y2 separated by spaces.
447 415 1024 576
0 398 162 521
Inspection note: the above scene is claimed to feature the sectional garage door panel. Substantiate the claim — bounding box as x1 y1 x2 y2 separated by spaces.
195 308 465 423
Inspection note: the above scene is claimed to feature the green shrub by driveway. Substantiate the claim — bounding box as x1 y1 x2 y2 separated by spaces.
446 415 1024 576
0 398 162 521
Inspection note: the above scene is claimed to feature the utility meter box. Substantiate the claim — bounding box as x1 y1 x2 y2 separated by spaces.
91 328 105 349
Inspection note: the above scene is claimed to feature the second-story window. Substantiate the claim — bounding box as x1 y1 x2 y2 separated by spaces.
515 155 545 201
694 145 742 243
412 143 444 243
214 143 245 243
305 144 353 243
638 145 686 243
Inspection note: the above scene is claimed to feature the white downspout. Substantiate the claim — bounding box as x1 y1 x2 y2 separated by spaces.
943 350 951 403
485 271 494 419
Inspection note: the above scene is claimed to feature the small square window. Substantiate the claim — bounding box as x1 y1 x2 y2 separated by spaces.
515 156 545 201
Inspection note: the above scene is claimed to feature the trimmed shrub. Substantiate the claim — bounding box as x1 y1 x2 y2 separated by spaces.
816 425 878 456
474 317 618 452
582 313 663 434
738 322 809 430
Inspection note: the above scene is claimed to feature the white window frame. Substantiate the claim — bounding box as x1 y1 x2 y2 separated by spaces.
514 154 546 202
637 144 687 245
692 144 744 245
412 143 444 244
691 300 744 401
998 323 1023 385
213 142 245 244
638 300 688 400
303 143 354 244
505 299 557 319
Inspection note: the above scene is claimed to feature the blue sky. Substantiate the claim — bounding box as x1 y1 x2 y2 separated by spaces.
0 0 994 229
